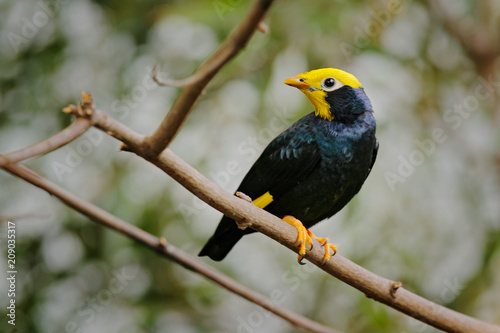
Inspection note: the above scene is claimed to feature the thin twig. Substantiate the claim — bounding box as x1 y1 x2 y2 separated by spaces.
144 0 275 155
152 21 269 87
86 107 500 333
0 117 91 167
0 160 340 333
151 64 200 88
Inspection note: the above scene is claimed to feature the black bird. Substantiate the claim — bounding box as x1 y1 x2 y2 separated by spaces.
199 68 378 263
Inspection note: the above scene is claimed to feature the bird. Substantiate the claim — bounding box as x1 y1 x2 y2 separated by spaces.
199 68 378 264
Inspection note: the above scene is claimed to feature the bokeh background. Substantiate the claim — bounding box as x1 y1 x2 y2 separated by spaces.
1 0 500 332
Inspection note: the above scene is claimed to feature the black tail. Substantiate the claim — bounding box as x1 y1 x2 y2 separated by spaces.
199 215 253 261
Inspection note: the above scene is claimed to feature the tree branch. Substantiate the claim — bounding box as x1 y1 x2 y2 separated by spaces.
0 160 341 333
0 117 91 167
144 0 275 156
151 64 204 88
74 107 500 333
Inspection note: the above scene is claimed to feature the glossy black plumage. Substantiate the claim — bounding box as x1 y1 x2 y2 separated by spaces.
199 84 378 261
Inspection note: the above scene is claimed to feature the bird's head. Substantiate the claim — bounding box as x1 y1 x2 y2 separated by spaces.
284 68 372 122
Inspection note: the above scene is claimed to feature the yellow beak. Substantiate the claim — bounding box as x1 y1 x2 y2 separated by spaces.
284 76 310 89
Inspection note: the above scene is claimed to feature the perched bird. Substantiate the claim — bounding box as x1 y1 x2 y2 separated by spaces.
199 68 378 264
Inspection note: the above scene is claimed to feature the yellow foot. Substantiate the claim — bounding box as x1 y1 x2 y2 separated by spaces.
282 215 312 265
307 230 337 264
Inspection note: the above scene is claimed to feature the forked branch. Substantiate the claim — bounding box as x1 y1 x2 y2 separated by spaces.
144 0 275 155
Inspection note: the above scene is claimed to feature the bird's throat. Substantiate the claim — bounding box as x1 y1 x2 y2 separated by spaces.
303 90 333 121
314 104 334 121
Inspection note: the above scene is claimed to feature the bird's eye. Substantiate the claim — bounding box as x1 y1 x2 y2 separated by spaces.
324 78 335 87
298 78 305 83
321 77 343 92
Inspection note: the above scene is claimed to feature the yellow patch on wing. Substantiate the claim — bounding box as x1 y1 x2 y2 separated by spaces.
252 191 274 209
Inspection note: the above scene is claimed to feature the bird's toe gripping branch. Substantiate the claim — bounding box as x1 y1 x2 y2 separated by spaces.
307 230 337 265
282 215 337 265
282 215 313 265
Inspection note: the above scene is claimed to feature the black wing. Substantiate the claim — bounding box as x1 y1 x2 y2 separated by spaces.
237 121 321 202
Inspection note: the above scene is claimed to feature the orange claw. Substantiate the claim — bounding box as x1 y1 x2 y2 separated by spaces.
307 229 337 264
282 215 312 264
